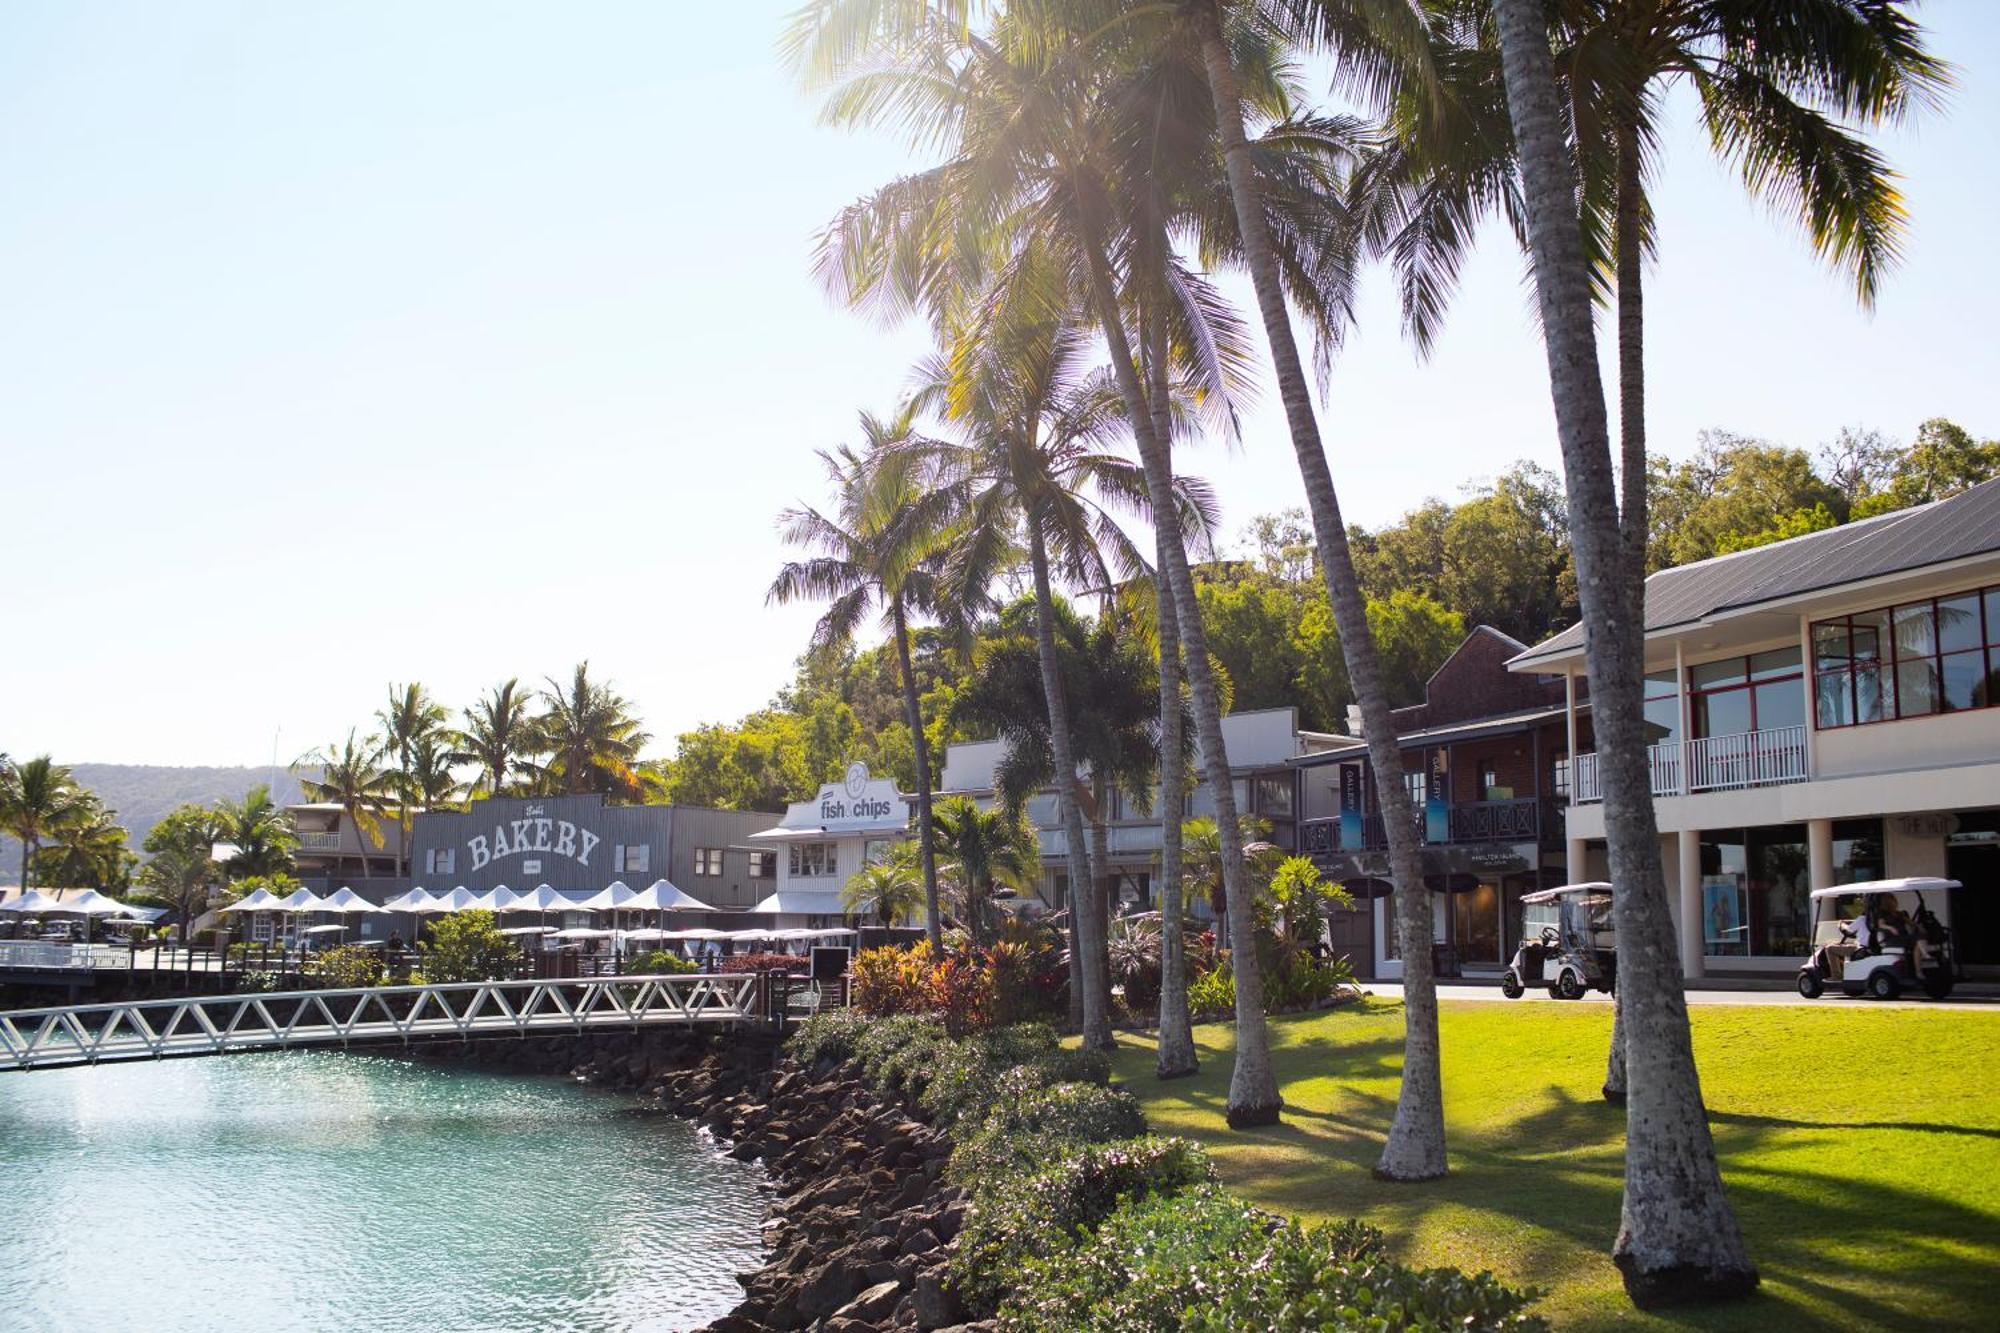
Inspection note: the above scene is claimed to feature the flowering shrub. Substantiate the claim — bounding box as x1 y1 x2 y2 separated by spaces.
718 951 804 974
850 942 942 1015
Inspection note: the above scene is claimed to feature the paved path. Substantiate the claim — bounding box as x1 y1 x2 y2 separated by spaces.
1362 981 2000 1012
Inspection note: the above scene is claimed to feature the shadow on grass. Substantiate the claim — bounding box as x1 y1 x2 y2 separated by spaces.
1111 1010 2000 1333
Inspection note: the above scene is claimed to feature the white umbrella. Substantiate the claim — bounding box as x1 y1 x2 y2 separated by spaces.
428 887 484 913
222 888 282 913
472 885 530 913
0 890 68 915
551 927 614 940
498 925 558 937
577 881 636 913
55 889 131 917
273 888 332 913
513 884 573 913
381 887 438 912
321 887 388 914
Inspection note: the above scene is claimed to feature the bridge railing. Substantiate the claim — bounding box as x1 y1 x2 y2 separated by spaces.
0 972 763 1072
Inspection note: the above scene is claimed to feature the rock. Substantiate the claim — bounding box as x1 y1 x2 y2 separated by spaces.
798 1261 863 1319
911 1272 965 1330
834 1278 906 1323
900 1227 940 1257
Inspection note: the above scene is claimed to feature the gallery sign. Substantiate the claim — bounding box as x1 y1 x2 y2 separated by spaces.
466 804 602 871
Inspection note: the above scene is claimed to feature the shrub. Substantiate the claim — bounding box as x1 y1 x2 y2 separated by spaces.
1188 959 1234 1019
952 1136 1215 1315
849 1013 949 1095
788 1008 870 1066
718 951 803 974
419 910 519 983
305 944 385 988
1105 915 1162 1009
1002 1187 1546 1333
950 1081 1148 1183
850 941 942 1016
917 1023 1060 1126
631 949 697 975
238 970 281 994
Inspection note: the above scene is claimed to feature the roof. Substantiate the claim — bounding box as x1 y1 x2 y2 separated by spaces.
751 890 851 915
1511 478 2000 669
1291 704 1569 767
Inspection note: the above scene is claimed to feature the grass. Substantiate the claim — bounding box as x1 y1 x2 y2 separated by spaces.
1104 1000 2000 1332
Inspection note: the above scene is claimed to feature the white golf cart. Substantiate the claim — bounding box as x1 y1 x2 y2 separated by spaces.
1797 876 1958 1001
1502 882 1616 1000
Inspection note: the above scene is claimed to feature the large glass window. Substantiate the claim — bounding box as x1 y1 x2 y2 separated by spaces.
1700 825 1811 956
1642 671 1680 746
1689 648 1802 739
1832 818 1885 884
1814 584 2000 728
788 842 837 877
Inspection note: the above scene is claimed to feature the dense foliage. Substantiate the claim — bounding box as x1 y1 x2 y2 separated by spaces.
785 1011 1543 1330
305 944 386 988
416 909 518 983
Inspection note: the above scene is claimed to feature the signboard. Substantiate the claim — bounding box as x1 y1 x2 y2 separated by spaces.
812 762 910 833
1338 764 1363 850
466 805 603 872
1424 750 1450 844
1702 875 1744 950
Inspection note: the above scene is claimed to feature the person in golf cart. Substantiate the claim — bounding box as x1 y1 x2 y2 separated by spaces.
1502 882 1616 1000
1798 877 1959 1001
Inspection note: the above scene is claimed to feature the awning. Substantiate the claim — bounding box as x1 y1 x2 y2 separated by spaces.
747 826 834 842
750 890 849 916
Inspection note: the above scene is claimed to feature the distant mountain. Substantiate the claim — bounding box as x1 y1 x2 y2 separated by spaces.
0 764 311 886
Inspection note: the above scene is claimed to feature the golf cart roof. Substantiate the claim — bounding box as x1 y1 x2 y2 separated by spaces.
1520 882 1613 904
1808 877 1961 900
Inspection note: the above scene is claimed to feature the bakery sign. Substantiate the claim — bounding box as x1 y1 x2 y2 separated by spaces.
815 762 909 832
467 804 602 871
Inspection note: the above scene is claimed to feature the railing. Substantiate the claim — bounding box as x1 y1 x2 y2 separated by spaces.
296 831 342 851
1298 798 1553 854
0 973 763 1073
1570 726 1806 802
1686 723 1808 792
0 942 133 973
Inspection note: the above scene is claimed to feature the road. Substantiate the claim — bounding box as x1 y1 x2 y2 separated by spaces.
1360 980 2000 1011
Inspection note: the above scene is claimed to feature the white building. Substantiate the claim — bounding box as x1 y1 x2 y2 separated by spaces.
939 706 1340 912
749 762 916 929
1510 477 2000 979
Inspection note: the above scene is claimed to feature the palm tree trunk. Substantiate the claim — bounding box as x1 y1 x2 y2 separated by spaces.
1146 307 1197 1080
1604 113 1647 1108
1492 0 1756 1304
1074 198 1278 1125
890 599 944 948
19 839 30 894
1192 1 1437 1170
1027 523 1112 1051
1090 771 1114 1015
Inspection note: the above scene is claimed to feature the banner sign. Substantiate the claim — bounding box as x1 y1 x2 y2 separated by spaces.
1424 749 1450 844
1338 764 1364 850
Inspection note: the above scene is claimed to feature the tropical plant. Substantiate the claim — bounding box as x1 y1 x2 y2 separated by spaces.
533 662 651 799
418 909 518 983
294 731 395 878
377 682 450 876
407 733 462 812
212 784 297 880
849 941 944 1016
1105 913 1163 1010
929 795 1040 945
455 677 542 798
306 944 386 988
0 755 86 892
770 414 962 947
841 841 927 928
1489 0 1756 1302
30 791 133 891
136 804 227 943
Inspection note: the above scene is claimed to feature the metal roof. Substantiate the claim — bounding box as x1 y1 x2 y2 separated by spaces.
1290 704 1568 767
1511 477 2000 668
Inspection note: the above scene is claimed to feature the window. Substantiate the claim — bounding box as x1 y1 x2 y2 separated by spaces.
1643 670 1680 746
788 841 837 877
1832 818 1885 885
425 847 455 875
1813 585 2000 728
1699 825 1811 957
693 848 724 877
1689 648 1803 740
1256 776 1294 818
748 850 775 879
615 844 650 874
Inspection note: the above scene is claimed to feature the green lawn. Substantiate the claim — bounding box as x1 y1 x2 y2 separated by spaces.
1105 1000 2000 1332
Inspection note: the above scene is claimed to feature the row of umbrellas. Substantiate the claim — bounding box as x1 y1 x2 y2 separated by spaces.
219 878 712 919
0 889 166 945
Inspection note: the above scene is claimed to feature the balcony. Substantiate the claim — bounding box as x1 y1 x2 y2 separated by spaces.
1299 797 1559 855
297 831 343 851
1570 724 1808 802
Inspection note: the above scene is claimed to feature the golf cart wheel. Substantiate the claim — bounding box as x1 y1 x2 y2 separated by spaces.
1922 973 1955 1001
1557 970 1585 1001
1867 970 1901 1001
1500 973 1524 999
1796 971 1824 999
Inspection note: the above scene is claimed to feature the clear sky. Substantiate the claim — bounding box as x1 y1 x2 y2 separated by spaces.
5 2 1997 769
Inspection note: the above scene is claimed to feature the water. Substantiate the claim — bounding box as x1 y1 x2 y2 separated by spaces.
0 1053 768 1333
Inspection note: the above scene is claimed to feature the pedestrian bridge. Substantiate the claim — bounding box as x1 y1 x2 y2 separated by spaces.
0 973 763 1073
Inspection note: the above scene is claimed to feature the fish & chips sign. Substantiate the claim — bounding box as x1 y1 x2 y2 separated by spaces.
467 803 602 871
814 762 908 831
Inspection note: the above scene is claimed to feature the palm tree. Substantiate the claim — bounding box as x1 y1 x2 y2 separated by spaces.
377 683 449 876
534 663 651 799
929 795 1040 944
1150 543 1197 1078
0 755 85 893
769 414 961 949
34 796 133 891
295 731 396 880
1491 0 1755 1303
409 734 463 812
841 841 927 928
456 678 541 798
213 784 298 880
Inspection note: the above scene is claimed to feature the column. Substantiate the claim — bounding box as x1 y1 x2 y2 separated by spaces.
1567 837 1588 885
1678 828 1703 979
1808 818 1835 892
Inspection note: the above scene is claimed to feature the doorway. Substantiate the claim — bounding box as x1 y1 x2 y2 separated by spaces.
1945 842 1999 969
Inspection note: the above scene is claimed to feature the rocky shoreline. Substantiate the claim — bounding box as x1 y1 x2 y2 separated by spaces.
430 1029 984 1333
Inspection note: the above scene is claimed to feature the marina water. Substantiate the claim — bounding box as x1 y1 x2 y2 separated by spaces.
0 1052 767 1332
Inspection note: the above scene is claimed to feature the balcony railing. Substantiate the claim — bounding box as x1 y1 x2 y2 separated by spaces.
1299 797 1557 855
297 831 342 851
1570 724 1807 802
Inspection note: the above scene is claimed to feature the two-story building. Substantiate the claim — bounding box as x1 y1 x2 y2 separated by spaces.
290 803 407 890
1293 629 1574 980
747 763 916 929
939 706 1340 914
1509 477 2000 979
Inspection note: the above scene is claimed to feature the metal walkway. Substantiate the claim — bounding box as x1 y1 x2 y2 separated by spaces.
0 973 760 1072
